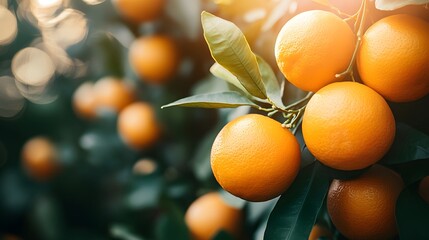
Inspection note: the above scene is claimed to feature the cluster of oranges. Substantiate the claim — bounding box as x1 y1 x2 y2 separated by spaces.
183 1 429 240
17 1 429 240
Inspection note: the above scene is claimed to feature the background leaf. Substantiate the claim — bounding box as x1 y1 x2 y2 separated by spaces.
201 11 267 99
375 0 429 10
381 122 429 165
264 162 330 240
390 158 429 185
161 91 260 109
396 184 429 239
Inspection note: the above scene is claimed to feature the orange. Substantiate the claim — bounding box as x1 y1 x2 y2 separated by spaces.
302 81 395 171
210 114 301 202
327 164 404 240
356 14 429 102
274 10 355 92
129 35 180 85
21 136 60 181
308 224 332 240
117 102 161 150
94 77 135 113
113 0 165 23
419 176 429 204
72 82 97 119
185 192 243 240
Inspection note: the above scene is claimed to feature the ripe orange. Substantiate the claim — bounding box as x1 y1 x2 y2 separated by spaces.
302 81 395 171
21 136 60 181
274 10 355 92
129 35 180 85
327 164 404 240
356 14 429 102
308 224 332 240
419 176 429 204
117 102 161 150
72 82 97 119
210 114 301 202
113 0 165 23
94 77 135 113
185 192 243 240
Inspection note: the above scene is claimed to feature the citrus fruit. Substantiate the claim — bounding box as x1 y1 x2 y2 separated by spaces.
274 10 355 92
210 114 301 202
113 0 165 23
21 136 60 181
129 35 180 85
302 81 395 171
327 164 404 240
308 224 332 240
185 192 243 240
94 77 135 113
356 14 429 102
419 176 429 204
117 102 161 150
72 82 97 119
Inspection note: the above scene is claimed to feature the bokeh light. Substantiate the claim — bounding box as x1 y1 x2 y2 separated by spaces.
0 6 18 46
12 47 55 87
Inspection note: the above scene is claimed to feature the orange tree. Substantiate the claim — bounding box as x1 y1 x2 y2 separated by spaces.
0 0 428 239
163 0 429 239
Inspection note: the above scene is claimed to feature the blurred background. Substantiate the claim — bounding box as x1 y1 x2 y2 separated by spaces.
0 0 428 239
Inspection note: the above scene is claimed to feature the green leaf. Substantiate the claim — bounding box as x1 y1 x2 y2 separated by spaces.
110 224 144 240
375 0 429 10
201 11 267 99
264 162 330 240
381 122 429 165
209 63 250 95
155 214 190 240
161 91 260 109
390 158 429 185
256 55 286 109
212 230 235 240
396 184 429 239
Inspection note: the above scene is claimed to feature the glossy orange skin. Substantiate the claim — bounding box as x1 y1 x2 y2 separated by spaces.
327 165 404 240
211 114 301 202
303 82 395 171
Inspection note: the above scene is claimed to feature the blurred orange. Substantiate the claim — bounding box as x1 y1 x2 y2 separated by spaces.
73 82 97 119
113 0 165 24
73 77 135 119
94 77 135 113
21 136 60 181
129 35 180 85
117 102 162 150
